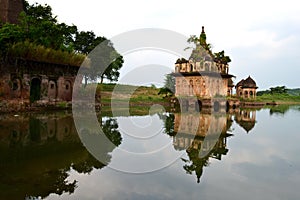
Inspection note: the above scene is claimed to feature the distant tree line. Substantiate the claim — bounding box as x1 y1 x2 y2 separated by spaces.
257 86 300 96
257 86 288 96
0 1 123 83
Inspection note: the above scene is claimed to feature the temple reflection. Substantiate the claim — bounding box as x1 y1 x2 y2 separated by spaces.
234 109 256 133
0 112 122 199
164 111 233 183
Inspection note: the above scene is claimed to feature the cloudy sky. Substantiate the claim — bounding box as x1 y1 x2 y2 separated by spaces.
28 0 300 90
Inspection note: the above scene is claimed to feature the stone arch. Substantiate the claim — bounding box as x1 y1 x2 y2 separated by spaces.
190 64 193 72
204 62 210 71
244 91 248 98
47 119 57 138
10 77 22 98
64 80 72 101
11 78 21 91
48 80 57 100
249 90 254 98
30 78 41 102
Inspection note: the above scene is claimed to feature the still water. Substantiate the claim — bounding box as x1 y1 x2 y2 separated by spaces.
0 105 300 200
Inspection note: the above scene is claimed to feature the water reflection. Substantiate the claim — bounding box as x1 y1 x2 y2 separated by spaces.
269 104 290 116
0 112 122 200
234 109 256 133
163 111 233 183
2 106 299 199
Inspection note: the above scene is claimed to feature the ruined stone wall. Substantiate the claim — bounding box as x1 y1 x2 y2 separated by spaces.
0 58 79 103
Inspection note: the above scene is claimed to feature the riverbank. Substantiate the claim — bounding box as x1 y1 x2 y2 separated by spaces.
0 99 73 114
1 84 300 114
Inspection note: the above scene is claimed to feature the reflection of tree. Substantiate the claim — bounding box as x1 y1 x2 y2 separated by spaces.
72 153 105 174
182 137 229 183
101 118 122 146
0 113 122 199
269 105 290 116
159 113 175 136
182 148 210 183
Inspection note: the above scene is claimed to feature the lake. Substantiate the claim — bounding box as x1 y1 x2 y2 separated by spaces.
0 105 300 200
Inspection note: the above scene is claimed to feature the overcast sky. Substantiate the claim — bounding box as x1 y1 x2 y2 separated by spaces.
28 0 300 90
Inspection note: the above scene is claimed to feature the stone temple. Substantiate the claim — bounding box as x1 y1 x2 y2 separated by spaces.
235 76 258 99
172 27 235 109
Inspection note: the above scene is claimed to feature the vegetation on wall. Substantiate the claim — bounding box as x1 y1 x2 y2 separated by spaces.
7 41 85 66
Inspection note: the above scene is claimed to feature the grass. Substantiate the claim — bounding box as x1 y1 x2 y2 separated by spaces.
256 93 300 104
98 83 169 105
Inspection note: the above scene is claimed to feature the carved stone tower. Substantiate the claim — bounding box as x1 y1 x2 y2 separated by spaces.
0 0 24 24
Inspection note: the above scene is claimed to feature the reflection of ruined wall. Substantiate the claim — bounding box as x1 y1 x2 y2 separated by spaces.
175 76 228 98
0 113 79 147
0 112 106 200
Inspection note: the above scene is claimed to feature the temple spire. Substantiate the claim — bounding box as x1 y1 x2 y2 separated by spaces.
199 26 207 47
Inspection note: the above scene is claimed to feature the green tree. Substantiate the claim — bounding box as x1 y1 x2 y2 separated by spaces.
0 23 24 56
101 118 122 146
214 50 231 65
20 2 77 51
164 74 175 92
74 31 105 54
270 86 287 94
77 34 124 84
158 74 175 97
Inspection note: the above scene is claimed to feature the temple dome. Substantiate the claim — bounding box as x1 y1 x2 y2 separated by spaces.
235 76 257 88
243 76 257 88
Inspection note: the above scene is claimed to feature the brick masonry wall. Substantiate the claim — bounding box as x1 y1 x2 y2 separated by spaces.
0 0 24 24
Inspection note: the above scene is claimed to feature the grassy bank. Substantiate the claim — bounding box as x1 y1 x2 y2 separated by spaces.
256 93 300 104
97 83 171 116
98 83 170 105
